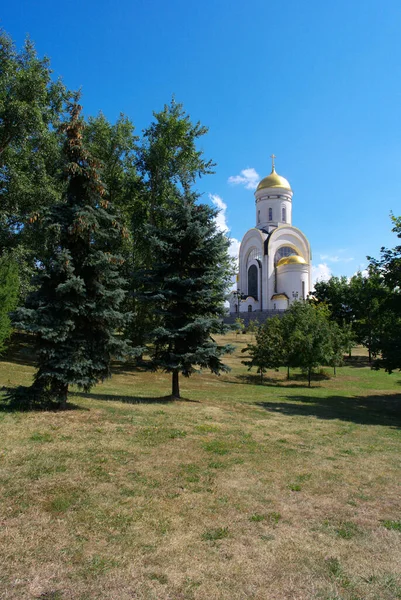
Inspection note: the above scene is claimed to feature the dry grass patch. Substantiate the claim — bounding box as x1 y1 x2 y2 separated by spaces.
0 334 400 599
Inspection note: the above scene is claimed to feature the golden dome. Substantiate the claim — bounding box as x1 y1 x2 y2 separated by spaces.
271 293 289 300
277 255 307 267
257 167 292 192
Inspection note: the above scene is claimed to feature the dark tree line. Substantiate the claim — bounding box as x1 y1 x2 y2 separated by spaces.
313 221 401 373
0 31 233 406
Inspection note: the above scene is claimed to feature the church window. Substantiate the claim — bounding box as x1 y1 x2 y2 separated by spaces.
282 207 286 222
258 210 260 223
302 281 305 300
248 264 258 299
274 246 298 266
248 305 252 312
269 207 272 221
247 248 262 266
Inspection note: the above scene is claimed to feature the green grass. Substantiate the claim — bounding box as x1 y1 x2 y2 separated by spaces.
0 333 400 599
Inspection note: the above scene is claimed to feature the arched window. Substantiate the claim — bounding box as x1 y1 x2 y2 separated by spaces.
258 210 260 223
282 207 286 222
248 305 252 312
269 207 272 221
248 264 258 299
274 246 298 266
246 248 262 267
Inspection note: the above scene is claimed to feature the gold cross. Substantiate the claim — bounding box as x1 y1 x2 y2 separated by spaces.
270 154 276 170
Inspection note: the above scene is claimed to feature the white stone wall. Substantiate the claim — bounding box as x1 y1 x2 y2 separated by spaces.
232 181 312 312
277 263 310 304
255 187 293 230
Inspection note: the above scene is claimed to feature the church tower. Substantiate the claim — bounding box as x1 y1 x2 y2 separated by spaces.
230 157 312 313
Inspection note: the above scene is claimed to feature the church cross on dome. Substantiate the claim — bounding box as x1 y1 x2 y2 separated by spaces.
270 154 276 171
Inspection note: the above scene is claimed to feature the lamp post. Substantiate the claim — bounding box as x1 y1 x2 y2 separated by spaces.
232 289 243 312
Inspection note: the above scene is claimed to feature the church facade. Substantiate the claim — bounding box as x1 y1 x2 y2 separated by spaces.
229 158 312 313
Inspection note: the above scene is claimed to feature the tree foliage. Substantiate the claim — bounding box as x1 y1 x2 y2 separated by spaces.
242 303 348 386
13 100 130 407
0 254 19 353
242 316 284 381
367 214 401 372
0 31 70 256
283 302 334 386
135 197 234 398
129 99 217 349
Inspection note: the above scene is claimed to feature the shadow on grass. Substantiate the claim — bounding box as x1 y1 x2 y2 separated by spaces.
255 393 401 427
68 391 200 404
0 387 83 413
343 355 371 369
234 372 331 388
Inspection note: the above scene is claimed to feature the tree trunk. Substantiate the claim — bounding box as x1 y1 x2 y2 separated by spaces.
172 370 180 399
287 365 290 380
308 368 311 387
59 383 69 410
334 365 337 376
260 370 263 384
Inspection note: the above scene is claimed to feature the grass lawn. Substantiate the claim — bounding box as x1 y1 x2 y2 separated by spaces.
0 333 400 599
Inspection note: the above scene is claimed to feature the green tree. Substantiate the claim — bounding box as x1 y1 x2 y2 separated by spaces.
130 99 216 350
234 316 245 338
0 31 70 256
242 316 284 382
247 318 259 341
348 270 387 362
84 112 141 344
135 198 233 398
368 214 401 372
0 255 19 353
328 321 352 375
313 276 352 325
282 302 333 386
84 112 139 220
13 100 130 408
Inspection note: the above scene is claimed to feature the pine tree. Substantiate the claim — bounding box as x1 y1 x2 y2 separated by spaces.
135 197 234 398
13 100 130 408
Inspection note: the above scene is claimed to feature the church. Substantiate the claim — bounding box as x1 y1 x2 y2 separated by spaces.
229 157 312 313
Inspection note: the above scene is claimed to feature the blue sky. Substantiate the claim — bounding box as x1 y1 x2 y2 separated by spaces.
3 0 401 283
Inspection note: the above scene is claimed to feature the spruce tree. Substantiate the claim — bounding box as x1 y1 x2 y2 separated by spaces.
130 100 215 350
13 100 130 408
135 196 233 398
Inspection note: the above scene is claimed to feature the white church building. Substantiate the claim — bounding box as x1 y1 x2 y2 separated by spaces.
229 157 312 314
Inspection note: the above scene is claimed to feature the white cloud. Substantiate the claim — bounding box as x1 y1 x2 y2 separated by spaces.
353 266 369 278
312 263 332 285
209 194 228 233
319 251 354 264
209 194 241 264
320 254 340 263
228 167 260 190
